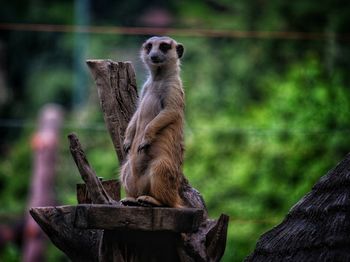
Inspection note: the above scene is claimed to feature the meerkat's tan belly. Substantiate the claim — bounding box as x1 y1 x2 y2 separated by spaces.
130 121 183 177
149 124 183 158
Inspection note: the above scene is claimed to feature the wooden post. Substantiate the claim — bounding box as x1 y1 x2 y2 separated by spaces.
30 60 229 261
86 60 138 163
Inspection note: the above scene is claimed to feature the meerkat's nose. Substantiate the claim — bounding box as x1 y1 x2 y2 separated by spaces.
150 54 160 63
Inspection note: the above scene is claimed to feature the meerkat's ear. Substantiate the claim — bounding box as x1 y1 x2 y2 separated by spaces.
176 44 184 58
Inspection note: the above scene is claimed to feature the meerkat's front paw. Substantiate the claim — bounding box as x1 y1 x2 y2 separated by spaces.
137 195 163 207
120 197 139 206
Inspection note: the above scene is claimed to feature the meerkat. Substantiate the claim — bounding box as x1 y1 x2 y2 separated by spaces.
120 36 186 208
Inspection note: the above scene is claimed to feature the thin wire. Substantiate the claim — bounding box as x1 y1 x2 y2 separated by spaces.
0 118 106 131
0 23 350 41
0 118 349 134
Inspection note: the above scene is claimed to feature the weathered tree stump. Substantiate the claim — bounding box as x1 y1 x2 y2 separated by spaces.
30 60 229 261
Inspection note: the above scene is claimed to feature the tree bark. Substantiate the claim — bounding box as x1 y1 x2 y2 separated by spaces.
86 60 138 163
68 133 118 205
30 206 101 262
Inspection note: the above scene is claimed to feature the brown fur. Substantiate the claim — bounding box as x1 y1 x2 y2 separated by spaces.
120 36 186 208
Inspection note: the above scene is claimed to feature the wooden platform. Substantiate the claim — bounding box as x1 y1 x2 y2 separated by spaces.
31 205 204 233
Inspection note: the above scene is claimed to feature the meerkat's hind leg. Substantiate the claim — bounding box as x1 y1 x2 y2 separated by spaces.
120 197 140 206
137 195 164 207
149 158 184 208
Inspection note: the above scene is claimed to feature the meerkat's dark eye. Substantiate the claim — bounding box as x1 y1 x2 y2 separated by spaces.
159 42 172 53
145 43 152 54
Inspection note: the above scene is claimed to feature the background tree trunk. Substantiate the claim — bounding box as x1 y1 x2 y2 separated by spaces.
22 104 63 262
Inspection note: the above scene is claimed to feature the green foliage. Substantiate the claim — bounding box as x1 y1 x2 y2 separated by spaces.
27 68 73 110
0 129 32 215
1 244 20 262
184 56 350 261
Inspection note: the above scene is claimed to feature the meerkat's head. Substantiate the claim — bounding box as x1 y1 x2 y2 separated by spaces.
141 36 184 71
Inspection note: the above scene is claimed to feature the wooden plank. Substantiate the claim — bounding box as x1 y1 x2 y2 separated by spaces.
77 179 120 204
74 204 204 233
